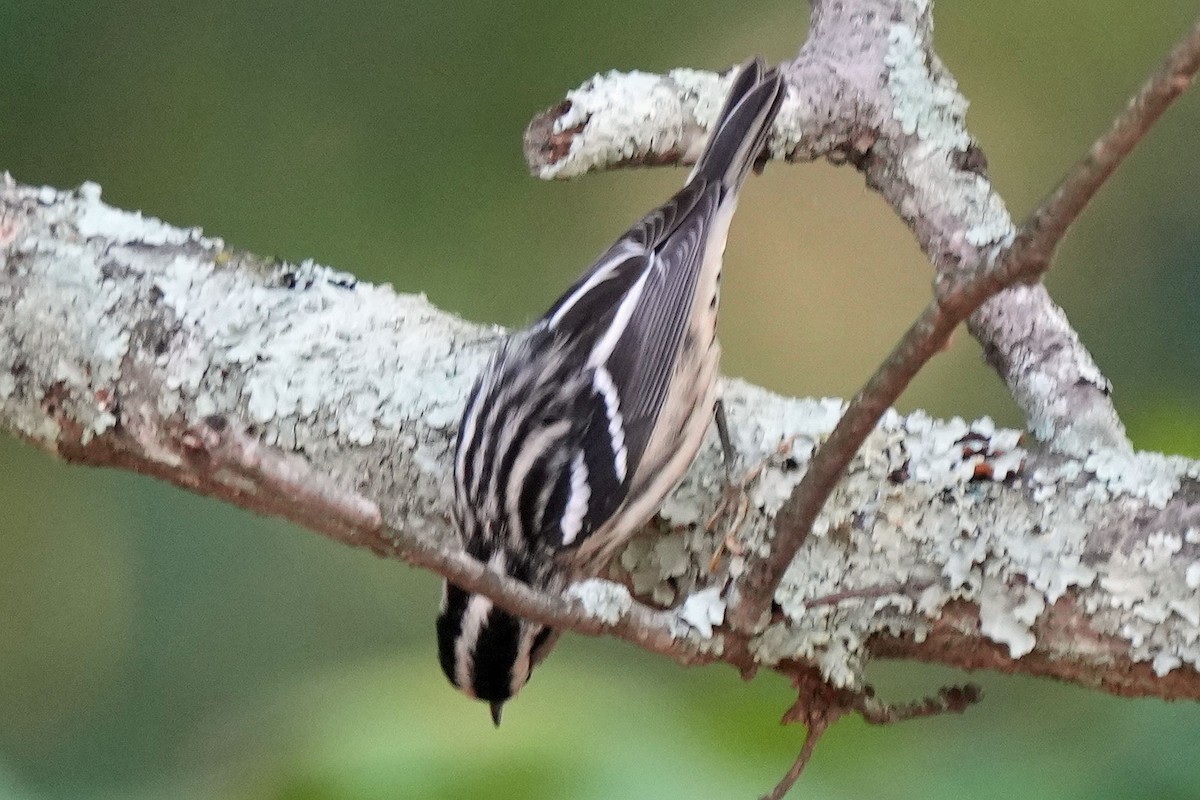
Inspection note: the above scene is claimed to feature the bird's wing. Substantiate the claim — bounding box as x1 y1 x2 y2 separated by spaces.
532 180 721 546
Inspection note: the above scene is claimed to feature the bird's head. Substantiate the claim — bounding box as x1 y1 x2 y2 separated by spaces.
435 549 557 725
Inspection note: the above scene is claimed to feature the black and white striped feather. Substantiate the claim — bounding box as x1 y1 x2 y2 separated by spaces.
438 57 785 721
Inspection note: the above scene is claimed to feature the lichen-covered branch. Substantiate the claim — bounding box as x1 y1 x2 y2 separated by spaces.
524 0 1135 458
5 176 1200 705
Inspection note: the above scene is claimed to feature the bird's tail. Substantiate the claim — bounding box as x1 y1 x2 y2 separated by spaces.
688 57 785 191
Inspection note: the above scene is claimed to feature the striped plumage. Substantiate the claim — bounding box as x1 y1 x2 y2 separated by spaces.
438 58 784 724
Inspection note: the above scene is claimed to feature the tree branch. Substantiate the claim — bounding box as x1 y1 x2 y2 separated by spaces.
6 176 1200 710
524 0 1131 457
730 8 1200 633
521 0 1200 645
5 6 1200 795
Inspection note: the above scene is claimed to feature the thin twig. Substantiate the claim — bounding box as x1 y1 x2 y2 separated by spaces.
761 670 851 800
1003 18 1200 282
728 15 1200 633
856 684 983 725
761 716 832 800
730 298 958 629
759 669 983 798
804 579 935 609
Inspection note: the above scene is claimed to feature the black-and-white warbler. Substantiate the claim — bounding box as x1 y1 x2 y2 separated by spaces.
438 58 784 724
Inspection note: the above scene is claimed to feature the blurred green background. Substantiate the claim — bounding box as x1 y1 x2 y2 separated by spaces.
2 2 1199 798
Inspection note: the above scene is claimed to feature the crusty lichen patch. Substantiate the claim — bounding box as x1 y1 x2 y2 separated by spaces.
0 177 489 531
0 180 210 445
534 67 739 180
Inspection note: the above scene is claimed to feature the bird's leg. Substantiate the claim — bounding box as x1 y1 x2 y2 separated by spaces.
714 397 738 482
706 401 796 571
707 399 750 570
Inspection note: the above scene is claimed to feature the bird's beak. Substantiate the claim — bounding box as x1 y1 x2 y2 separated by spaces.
490 701 504 727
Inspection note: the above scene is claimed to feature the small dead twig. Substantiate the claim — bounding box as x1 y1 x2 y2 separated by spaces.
856 684 983 725
804 579 935 610
761 670 852 800
763 669 984 798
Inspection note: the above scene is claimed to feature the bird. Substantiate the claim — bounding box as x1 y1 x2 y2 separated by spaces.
437 57 785 726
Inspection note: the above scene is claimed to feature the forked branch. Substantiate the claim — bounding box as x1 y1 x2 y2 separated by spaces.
729 11 1200 634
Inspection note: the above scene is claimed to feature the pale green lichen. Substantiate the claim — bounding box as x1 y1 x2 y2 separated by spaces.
979 578 1043 658
678 586 725 639
883 21 1014 253
76 181 201 246
885 24 970 148
0 182 180 443
0 178 479 544
539 67 733 180
1083 449 1181 509
565 578 633 625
